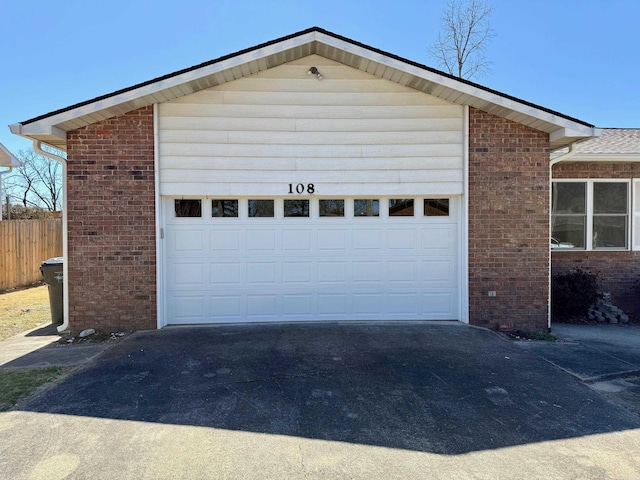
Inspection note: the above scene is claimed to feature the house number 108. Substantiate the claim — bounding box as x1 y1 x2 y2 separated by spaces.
288 183 315 194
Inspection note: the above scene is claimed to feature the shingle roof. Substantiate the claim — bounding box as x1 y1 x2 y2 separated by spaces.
575 128 640 155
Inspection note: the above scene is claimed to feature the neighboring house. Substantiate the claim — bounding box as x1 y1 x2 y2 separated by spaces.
0 143 21 220
9 27 603 334
552 128 640 319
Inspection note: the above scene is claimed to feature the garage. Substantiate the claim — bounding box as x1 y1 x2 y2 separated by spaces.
156 50 467 325
163 196 460 324
9 27 600 333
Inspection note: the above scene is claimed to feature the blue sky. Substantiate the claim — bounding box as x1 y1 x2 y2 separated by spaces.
1 0 638 156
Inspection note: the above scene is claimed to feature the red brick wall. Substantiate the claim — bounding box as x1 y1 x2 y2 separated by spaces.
66 106 156 333
468 108 551 331
552 161 640 320
551 252 640 321
553 161 640 178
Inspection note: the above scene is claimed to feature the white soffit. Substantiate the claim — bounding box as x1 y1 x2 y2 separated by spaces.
10 28 596 152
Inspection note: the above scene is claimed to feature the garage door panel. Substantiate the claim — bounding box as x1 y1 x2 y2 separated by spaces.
317 293 348 315
174 230 205 252
173 262 206 285
353 294 382 314
170 295 207 323
211 262 241 284
387 229 417 249
210 230 241 251
282 230 312 250
387 293 420 315
317 229 347 249
352 230 382 250
282 294 314 316
388 261 417 282
247 295 278 317
421 292 456 317
247 230 276 250
282 262 314 283
211 295 243 318
421 227 456 250
317 261 348 283
352 261 384 283
246 262 278 284
421 259 456 284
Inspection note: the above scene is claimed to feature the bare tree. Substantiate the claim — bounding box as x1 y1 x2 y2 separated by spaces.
428 0 494 80
4 149 63 212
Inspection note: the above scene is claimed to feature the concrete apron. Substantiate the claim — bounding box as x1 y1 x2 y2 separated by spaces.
2 322 640 479
0 324 112 369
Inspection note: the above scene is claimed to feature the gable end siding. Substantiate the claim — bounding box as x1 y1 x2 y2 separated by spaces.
66 106 156 333
468 108 550 331
158 55 464 197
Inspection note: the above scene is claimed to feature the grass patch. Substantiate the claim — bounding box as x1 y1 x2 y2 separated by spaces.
524 331 557 342
508 330 557 342
0 285 51 341
0 366 71 411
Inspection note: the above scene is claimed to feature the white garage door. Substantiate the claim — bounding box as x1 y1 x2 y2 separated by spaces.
163 196 460 324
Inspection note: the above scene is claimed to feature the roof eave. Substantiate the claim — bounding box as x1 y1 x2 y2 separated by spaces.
549 126 602 151
0 142 21 168
10 123 67 153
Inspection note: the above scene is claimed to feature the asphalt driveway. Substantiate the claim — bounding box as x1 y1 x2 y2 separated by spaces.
2 322 640 479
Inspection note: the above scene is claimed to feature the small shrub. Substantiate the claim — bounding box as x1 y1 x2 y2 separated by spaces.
552 268 599 321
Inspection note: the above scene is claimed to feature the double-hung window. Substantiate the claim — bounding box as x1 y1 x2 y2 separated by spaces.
551 180 631 250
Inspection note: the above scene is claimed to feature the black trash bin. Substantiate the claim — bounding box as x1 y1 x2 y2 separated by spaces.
40 257 64 325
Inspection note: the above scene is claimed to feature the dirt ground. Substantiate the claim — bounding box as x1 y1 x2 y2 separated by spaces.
0 285 51 341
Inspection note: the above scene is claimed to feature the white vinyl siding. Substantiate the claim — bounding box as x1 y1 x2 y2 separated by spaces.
158 55 464 197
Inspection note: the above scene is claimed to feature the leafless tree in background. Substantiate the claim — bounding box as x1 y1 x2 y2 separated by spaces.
429 0 494 80
4 149 62 212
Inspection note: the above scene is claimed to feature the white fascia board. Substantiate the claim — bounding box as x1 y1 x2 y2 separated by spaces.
550 126 599 144
0 142 21 167
10 123 67 145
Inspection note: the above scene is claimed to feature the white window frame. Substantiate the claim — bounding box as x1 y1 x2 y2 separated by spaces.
552 179 632 251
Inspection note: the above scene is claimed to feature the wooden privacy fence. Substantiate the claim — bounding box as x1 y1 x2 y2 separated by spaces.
0 219 63 291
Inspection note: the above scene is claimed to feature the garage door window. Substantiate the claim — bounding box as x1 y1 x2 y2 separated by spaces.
212 200 238 217
389 199 414 216
284 199 309 217
248 200 274 217
175 199 201 217
354 199 379 217
319 200 344 217
424 199 449 216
